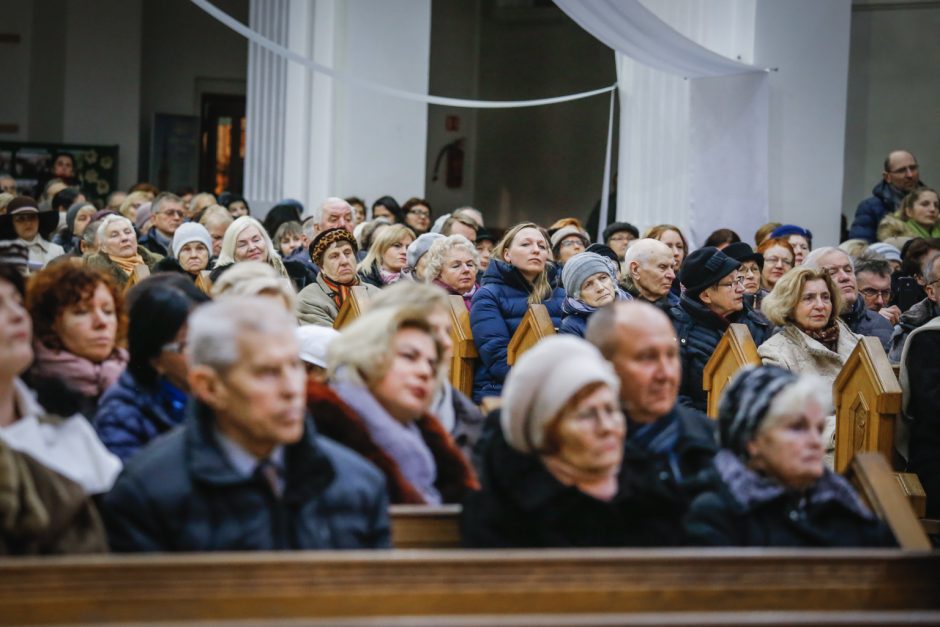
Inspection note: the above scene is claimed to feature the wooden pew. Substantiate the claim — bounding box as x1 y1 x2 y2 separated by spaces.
333 285 371 330
1 549 937 624
833 337 903 474
447 295 476 398
702 323 761 419
847 452 931 550
391 504 461 549
506 303 555 366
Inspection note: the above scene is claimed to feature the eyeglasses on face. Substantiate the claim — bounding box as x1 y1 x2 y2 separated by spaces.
764 256 793 267
859 288 891 300
408 209 430 218
715 277 746 289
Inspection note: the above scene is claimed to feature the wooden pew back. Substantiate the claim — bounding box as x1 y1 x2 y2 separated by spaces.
702 323 761 419
833 337 902 474
447 295 477 398
391 504 461 549
507 303 555 366
333 285 372 330
2 549 937 624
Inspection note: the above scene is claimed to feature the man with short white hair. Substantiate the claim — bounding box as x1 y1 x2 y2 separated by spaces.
803 247 893 353
310 197 354 236
622 239 678 310
102 297 390 552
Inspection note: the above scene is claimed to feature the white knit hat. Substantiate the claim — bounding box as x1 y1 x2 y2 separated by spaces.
171 222 212 259
500 335 620 454
295 325 341 368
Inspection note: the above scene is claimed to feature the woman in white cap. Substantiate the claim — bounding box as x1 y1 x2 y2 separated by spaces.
558 251 629 337
154 222 214 292
462 335 684 548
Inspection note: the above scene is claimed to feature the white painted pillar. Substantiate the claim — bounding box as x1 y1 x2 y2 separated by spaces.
244 0 430 218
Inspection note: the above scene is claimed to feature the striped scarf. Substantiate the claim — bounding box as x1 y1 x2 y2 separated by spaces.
321 274 359 309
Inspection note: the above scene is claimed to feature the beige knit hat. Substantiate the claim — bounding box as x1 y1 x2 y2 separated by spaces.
500 335 620 454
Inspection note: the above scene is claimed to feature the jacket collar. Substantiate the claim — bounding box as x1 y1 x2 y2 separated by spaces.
841 295 866 326
899 297 939 332
185 401 335 503
626 403 718 456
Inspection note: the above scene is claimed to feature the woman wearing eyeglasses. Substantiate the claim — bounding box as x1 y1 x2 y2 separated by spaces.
668 248 772 413
722 242 769 314
95 275 209 462
757 237 795 291
402 197 432 236
757 267 862 467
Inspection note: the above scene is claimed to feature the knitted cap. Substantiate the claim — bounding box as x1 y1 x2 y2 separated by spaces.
475 228 496 245
406 232 444 268
718 365 798 458
65 202 93 234
866 242 902 263
171 222 213 259
722 241 764 270
678 247 740 298
501 335 620 454
296 325 340 368
603 221 639 242
561 252 615 298
550 225 590 250
309 227 358 266
0 240 28 269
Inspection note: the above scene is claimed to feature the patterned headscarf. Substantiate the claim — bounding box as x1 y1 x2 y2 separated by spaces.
718 365 798 459
309 227 357 266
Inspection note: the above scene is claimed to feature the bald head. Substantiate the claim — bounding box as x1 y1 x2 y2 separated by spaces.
586 301 680 422
883 150 920 194
623 239 676 302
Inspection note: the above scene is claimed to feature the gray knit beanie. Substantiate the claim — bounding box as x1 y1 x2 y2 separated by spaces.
171 222 213 259
501 335 620 454
407 232 444 269
561 252 615 299
718 365 798 459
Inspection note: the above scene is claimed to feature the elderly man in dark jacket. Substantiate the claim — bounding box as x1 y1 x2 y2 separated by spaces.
803 247 894 355
666 248 771 412
101 297 390 551
848 149 923 243
586 302 719 508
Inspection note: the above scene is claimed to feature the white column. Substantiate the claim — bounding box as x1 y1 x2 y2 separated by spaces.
244 0 430 218
244 0 289 215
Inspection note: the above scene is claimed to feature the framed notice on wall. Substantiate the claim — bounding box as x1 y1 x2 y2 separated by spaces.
0 141 119 204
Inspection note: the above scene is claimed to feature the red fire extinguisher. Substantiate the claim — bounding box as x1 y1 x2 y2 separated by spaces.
432 138 465 189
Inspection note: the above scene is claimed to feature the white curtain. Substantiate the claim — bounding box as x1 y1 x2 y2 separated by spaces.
555 0 769 248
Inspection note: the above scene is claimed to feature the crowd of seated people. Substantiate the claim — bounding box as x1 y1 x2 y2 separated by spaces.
0 152 937 556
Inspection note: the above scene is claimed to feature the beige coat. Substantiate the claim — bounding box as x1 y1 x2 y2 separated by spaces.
876 211 916 242
758 319 861 466
296 274 381 327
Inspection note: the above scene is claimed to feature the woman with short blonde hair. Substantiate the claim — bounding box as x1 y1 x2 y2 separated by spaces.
211 215 290 282
357 223 415 287
422 234 480 309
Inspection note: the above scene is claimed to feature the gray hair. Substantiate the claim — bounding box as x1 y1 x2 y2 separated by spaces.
854 255 892 279
623 238 672 272
211 260 297 312
924 252 940 285
761 374 833 433
803 246 853 272
96 214 134 243
310 197 349 226
187 296 298 371
422 234 479 282
199 205 233 229
151 191 183 216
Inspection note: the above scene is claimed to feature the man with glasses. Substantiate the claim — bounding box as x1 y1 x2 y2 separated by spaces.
855 256 901 325
140 192 185 257
890 253 940 361
849 149 924 243
667 247 771 412
804 247 893 354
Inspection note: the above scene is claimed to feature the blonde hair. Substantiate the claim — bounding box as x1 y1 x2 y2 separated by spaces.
358 223 415 273
494 222 555 304
644 224 689 259
760 266 841 327
211 260 296 313
217 215 289 279
422 234 479 283
327 304 444 389
199 204 233 228
118 191 154 219
189 192 217 216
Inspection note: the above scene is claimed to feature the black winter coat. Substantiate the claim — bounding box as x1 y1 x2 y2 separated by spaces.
841 296 893 355
903 322 940 517
461 426 685 548
669 295 772 412
684 451 895 547
101 403 390 551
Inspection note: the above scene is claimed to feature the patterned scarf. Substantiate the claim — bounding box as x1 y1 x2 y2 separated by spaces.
320 274 359 309
802 319 840 352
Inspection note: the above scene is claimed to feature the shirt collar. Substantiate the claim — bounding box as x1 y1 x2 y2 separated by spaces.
213 428 284 478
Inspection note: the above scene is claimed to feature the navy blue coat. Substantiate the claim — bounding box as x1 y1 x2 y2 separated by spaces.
95 371 187 463
841 296 893 355
470 260 565 402
668 295 772 413
848 180 904 242
558 297 591 338
101 404 391 552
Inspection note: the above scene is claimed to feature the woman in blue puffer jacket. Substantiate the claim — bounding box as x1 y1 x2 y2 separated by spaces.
95 274 209 462
470 222 565 403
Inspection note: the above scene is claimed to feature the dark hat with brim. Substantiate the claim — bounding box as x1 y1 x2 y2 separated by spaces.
0 196 60 240
722 241 764 270
679 246 741 299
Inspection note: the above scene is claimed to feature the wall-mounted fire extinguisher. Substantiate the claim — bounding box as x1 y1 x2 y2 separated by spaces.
432 138 465 189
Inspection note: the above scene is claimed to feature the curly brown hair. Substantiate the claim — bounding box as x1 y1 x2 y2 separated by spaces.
26 262 126 351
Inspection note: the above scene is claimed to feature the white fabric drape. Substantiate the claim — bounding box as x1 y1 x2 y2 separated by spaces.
555 0 769 249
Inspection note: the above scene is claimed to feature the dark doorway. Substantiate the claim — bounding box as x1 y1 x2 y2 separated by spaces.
200 94 246 196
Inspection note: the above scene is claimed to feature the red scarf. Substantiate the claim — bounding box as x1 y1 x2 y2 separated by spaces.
320 274 359 309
